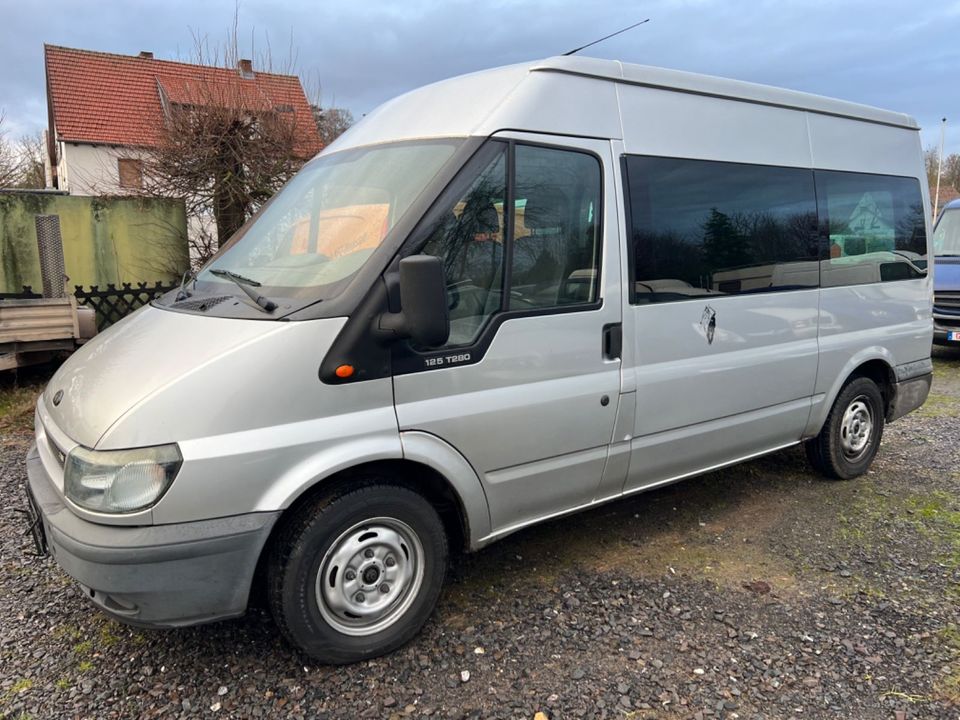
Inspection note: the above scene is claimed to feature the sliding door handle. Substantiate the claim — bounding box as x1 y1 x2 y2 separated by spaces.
602 323 622 360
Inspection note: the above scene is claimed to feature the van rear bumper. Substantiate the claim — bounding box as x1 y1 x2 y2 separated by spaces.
25 444 280 628
888 360 933 422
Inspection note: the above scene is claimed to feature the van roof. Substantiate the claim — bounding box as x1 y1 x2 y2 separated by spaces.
332 56 919 153
532 56 918 130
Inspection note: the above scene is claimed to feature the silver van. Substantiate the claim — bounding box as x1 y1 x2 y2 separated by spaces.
24 57 933 663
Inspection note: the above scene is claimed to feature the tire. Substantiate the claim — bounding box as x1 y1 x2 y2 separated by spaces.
805 376 885 480
268 480 448 664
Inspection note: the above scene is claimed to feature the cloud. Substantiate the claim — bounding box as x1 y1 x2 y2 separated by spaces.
1 0 958 151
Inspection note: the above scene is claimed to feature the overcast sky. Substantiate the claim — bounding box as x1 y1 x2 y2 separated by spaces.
2 0 959 153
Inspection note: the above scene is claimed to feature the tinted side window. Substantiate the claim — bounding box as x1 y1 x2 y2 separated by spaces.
509 145 602 309
625 156 819 304
815 170 927 287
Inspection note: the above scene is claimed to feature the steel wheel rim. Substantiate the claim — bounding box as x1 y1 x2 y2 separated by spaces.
839 395 874 460
315 517 425 637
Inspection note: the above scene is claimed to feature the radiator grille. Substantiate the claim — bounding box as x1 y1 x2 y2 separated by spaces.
934 291 960 313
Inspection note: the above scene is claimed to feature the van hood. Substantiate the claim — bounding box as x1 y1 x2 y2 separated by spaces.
43 305 348 449
935 256 960 292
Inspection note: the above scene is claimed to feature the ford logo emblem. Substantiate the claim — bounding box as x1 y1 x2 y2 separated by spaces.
52 390 63 407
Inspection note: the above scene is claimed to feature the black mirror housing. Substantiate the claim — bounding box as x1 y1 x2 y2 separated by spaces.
378 256 450 348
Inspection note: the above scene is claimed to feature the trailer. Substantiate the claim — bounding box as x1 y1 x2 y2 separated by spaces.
0 213 97 371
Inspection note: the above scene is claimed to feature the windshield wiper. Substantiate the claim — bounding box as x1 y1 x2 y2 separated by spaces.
209 268 278 312
936 253 960 258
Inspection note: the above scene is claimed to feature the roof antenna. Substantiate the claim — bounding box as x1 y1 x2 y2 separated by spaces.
562 18 650 56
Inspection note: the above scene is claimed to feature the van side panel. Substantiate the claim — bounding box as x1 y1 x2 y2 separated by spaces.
804 114 933 434
617 84 812 167
805 113 926 175
807 283 932 433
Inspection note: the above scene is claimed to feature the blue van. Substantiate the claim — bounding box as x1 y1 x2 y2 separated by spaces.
934 198 960 345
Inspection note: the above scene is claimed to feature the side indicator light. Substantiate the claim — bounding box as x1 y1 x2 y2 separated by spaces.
335 364 355 379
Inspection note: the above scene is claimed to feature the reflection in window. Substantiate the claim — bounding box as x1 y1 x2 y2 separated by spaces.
206 140 459 301
420 143 508 346
625 156 819 303
815 170 927 287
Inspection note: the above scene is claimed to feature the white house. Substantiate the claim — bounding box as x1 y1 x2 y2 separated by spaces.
43 45 321 196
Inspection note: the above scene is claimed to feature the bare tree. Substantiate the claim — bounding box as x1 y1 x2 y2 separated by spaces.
0 112 22 187
15 132 46 188
313 105 354 146
946 153 960 194
924 145 939 191
140 19 319 264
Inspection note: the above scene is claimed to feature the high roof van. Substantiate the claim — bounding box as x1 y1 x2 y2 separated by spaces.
24 56 933 663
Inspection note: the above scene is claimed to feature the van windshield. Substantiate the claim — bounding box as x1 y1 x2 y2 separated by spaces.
196 140 461 306
934 208 960 256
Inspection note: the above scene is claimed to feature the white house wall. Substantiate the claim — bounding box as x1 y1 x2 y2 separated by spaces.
58 142 146 196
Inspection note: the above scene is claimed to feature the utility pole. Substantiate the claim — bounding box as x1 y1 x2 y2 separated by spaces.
934 117 947 221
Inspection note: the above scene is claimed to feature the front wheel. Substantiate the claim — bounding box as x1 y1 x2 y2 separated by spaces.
805 376 885 480
268 481 448 664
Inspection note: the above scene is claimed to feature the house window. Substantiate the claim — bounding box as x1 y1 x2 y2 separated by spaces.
118 158 144 190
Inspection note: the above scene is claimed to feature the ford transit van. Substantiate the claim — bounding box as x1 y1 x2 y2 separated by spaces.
24 56 933 663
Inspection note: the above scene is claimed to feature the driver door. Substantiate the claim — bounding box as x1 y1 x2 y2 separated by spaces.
392 135 624 538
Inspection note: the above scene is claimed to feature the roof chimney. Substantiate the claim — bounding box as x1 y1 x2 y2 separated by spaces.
238 58 254 79
138 51 154 59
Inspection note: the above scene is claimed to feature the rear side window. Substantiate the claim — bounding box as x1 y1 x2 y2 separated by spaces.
815 170 927 286
624 156 819 303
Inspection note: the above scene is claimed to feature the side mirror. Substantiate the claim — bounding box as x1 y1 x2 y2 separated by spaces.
379 255 450 348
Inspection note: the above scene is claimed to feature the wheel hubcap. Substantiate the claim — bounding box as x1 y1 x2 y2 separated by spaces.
315 517 424 636
839 395 873 460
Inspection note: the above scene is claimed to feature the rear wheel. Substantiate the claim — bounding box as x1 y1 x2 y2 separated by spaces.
268 480 448 663
805 376 885 480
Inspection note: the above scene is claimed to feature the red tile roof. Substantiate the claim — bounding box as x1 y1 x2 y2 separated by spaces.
44 45 322 158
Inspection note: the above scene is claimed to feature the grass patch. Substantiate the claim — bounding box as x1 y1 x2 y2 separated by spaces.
914 392 960 418
72 640 92 656
1 679 34 706
935 624 960 703
0 382 42 439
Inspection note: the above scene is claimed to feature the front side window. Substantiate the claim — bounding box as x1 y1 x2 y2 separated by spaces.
510 145 602 309
415 141 603 346
421 142 508 346
815 170 927 286
200 140 460 304
934 208 960 256
625 156 819 303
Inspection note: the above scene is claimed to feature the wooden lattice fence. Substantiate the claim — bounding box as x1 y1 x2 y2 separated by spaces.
1 282 177 329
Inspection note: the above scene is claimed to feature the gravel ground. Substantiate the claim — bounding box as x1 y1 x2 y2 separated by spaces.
1 351 959 719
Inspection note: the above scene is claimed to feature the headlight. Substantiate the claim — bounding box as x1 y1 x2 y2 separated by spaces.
64 444 182 513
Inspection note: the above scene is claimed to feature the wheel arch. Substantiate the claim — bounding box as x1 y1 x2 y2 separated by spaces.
807 349 897 436
248 448 488 612
254 429 489 572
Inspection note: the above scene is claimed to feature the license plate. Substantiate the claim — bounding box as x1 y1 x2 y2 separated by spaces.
950 331 960 342
21 488 48 557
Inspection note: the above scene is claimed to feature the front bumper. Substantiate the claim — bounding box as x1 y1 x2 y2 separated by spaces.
25 443 280 628
933 314 960 346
